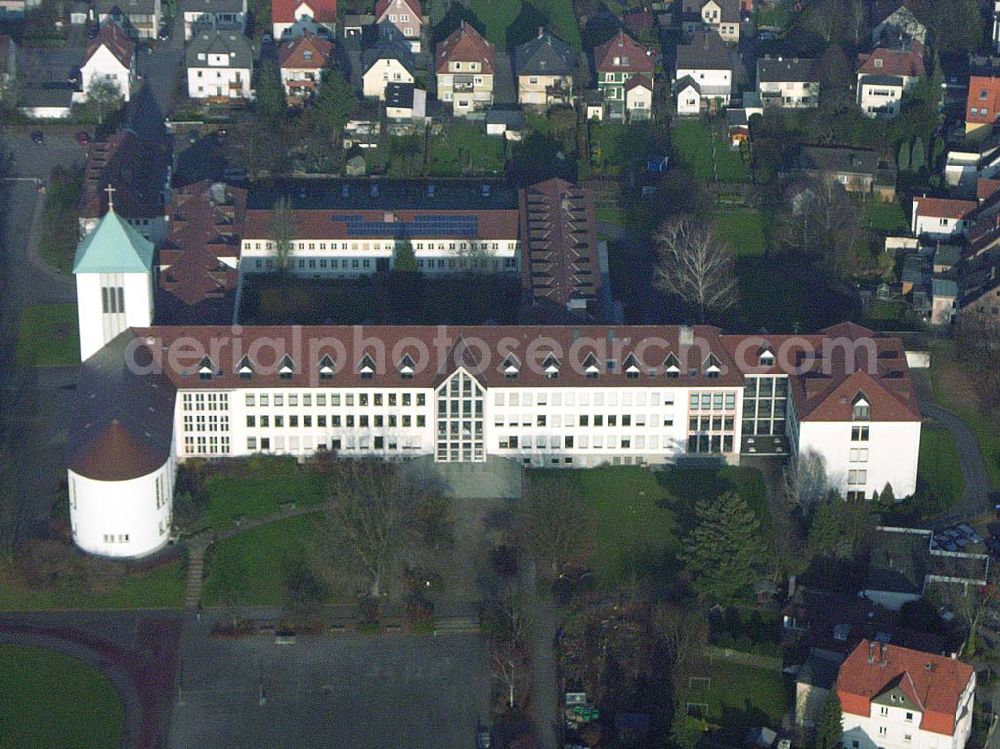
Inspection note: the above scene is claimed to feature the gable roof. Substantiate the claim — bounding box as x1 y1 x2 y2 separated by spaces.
364 39 415 74
676 29 731 72
73 207 155 274
85 22 135 69
95 0 157 15
873 0 925 29
272 0 337 23
279 31 333 68
838 640 973 736
515 29 576 78
625 73 653 92
185 30 252 68
912 196 977 221
757 57 817 83
857 41 926 78
435 21 495 74
374 0 421 21
594 31 653 75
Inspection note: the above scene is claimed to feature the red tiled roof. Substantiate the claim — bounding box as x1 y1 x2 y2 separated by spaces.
435 21 494 75
857 41 925 78
85 22 135 69
594 31 654 75
375 0 421 21
279 31 334 68
272 0 336 24
242 208 519 241
912 196 977 220
625 73 653 91
68 419 166 481
978 178 1000 201
967 75 1000 126
838 640 974 736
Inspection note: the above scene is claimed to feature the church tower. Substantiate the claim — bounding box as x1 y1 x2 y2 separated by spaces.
73 186 155 361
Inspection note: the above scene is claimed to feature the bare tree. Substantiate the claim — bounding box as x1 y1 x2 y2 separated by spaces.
484 590 532 709
653 601 708 688
0 373 38 559
783 179 863 275
322 459 448 598
85 78 124 125
783 449 831 513
517 481 594 576
934 561 1000 658
653 217 737 322
269 196 296 273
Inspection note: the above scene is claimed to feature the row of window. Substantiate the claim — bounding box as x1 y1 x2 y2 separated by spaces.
498 414 675 428
247 241 506 252
499 434 682 451
247 413 428 429
246 392 427 408
182 415 229 432
183 436 231 454
690 392 737 411
182 393 229 412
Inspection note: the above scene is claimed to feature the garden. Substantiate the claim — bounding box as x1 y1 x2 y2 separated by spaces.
17 303 80 367
670 119 751 184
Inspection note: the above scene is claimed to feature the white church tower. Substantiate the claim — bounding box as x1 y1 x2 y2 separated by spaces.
73 186 155 361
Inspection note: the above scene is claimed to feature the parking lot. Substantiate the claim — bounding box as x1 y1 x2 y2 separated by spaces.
169 630 491 748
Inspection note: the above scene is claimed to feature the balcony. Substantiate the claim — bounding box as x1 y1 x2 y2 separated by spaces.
452 75 475 92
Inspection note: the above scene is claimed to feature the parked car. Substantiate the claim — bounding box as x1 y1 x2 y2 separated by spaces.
957 524 983 544
31 130 44 144
75 131 90 145
158 26 169 39
475 722 491 749
67 66 80 83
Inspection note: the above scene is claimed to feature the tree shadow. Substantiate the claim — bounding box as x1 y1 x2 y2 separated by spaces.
433 3 485 43
506 130 577 186
506 2 550 52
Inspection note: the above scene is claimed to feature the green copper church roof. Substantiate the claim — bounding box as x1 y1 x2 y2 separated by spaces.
72 208 155 274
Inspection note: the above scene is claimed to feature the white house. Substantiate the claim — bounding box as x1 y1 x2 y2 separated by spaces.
674 30 732 112
756 57 819 108
624 75 653 119
910 196 977 239
374 0 423 53
185 31 253 100
78 23 136 103
434 21 495 116
181 0 246 41
857 74 905 118
362 42 415 100
278 31 333 105
838 640 975 749
272 0 337 40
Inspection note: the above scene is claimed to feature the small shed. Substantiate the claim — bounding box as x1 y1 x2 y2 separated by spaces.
345 154 366 176
485 108 525 139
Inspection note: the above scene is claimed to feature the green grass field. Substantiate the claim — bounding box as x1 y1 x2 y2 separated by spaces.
201 455 326 531
0 560 186 610
712 208 768 257
671 120 751 183
863 200 909 232
0 644 124 749
428 122 505 176
466 0 581 50
202 514 327 605
918 427 965 509
682 661 787 728
527 466 769 586
17 304 80 367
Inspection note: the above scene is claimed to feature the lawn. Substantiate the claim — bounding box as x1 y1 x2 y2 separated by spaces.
918 427 965 509
712 208 767 257
863 200 909 232
681 661 787 729
0 644 124 749
671 119 751 183
17 303 80 367
202 513 334 606
465 0 581 50
527 465 769 586
38 165 83 274
428 121 505 176
200 455 326 531
589 121 664 178
0 559 186 610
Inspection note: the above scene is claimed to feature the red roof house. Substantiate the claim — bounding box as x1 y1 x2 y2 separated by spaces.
271 0 337 39
967 75 1000 133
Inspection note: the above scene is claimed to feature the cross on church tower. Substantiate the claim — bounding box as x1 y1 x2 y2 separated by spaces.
104 183 116 211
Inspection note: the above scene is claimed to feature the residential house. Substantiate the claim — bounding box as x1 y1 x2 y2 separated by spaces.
838 640 974 749
796 650 842 728
485 108 525 139
271 0 337 40
624 75 653 120
960 266 1000 333
856 42 925 119
863 526 989 610
871 0 927 47
362 40 415 100
791 146 897 200
95 0 161 39
78 23 136 104
185 31 253 101
514 29 576 110
435 22 495 116
374 0 423 53
910 196 977 239
181 0 246 41
756 56 818 108
0 0 26 18
278 32 333 106
594 31 654 120
945 131 1000 188
0 35 16 105
673 30 732 114
931 277 959 325
966 74 1000 135
697 0 740 42
385 81 426 122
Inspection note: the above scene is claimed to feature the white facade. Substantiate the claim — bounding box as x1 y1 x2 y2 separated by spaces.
758 80 818 108
674 67 731 105
436 70 493 115
75 271 154 361
841 674 975 749
79 45 134 103
857 77 904 118
187 61 251 99
183 5 246 40
69 456 175 558
625 81 653 117
273 1 336 40
910 205 973 240
363 57 414 99
675 82 702 114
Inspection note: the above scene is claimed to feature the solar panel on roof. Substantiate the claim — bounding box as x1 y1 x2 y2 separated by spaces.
329 213 478 238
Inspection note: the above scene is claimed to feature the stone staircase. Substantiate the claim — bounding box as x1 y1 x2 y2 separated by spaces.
184 539 210 609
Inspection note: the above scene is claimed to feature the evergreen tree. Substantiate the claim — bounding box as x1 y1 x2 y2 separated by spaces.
269 196 295 272
814 691 843 749
393 240 419 272
806 496 848 561
681 491 765 603
880 483 896 505
897 140 911 172
255 59 287 123
310 69 358 132
910 137 925 172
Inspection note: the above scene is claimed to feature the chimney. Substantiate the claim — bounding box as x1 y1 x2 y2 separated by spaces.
868 641 877 664
880 643 888 666
788 574 797 599
679 325 694 346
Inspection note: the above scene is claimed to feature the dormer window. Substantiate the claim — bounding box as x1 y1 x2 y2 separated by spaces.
583 353 601 379
542 353 560 379
623 354 640 379
358 353 376 380
852 394 870 421
198 357 215 380
874 58 883 68
237 356 254 380
398 354 415 380
759 348 775 367
704 353 722 378
278 355 295 380
664 353 681 378
502 354 520 379
318 355 335 381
